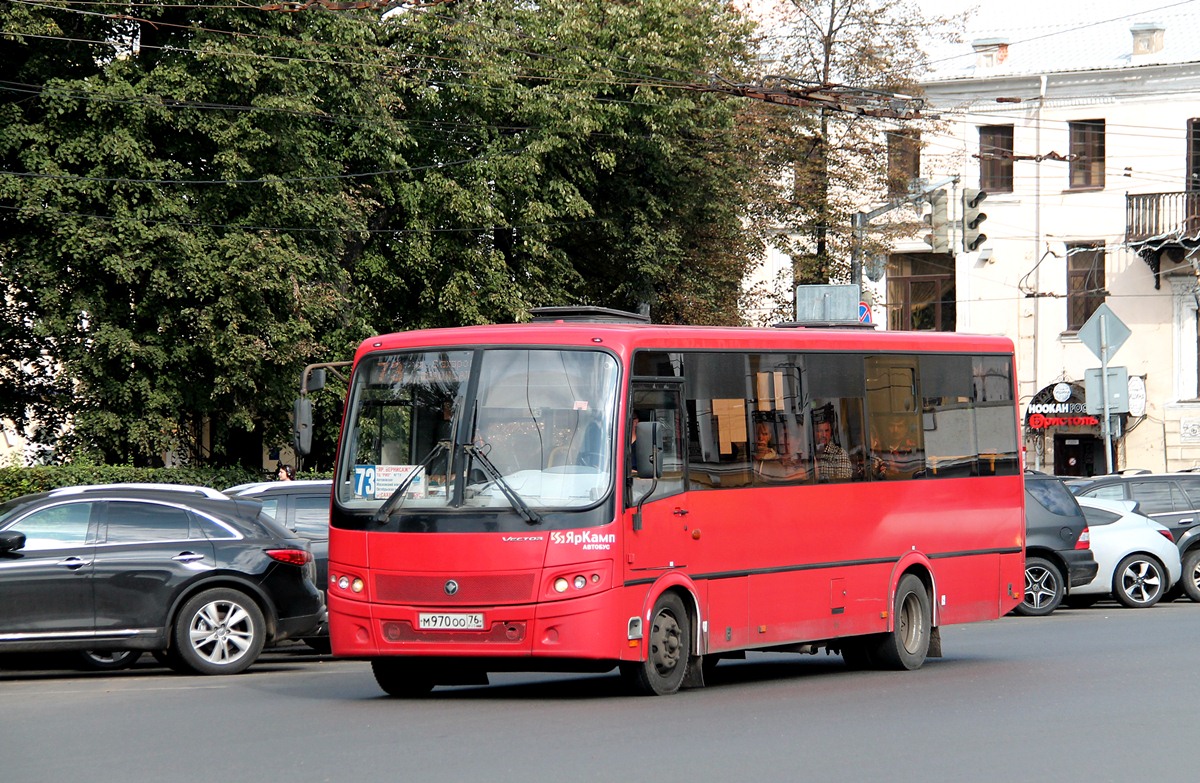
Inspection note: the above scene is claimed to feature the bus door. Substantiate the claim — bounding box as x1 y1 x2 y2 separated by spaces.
625 383 696 581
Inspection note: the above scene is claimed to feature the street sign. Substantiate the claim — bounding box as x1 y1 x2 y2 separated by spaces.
1084 367 1129 414
1076 303 1131 475
858 301 871 323
1077 303 1130 361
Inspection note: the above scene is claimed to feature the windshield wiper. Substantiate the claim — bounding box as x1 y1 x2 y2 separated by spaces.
372 440 449 524
463 443 543 525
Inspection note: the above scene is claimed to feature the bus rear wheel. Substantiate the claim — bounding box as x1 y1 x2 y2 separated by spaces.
870 574 931 671
372 659 435 697
621 592 690 696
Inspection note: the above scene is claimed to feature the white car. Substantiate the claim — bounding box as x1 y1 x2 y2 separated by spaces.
1068 496 1182 608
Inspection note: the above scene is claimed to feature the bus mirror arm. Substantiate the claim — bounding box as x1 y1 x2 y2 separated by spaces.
631 421 662 532
632 476 658 532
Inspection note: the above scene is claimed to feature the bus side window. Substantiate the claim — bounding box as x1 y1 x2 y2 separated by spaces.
630 388 685 500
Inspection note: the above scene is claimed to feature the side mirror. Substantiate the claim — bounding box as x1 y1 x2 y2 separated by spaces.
634 421 662 479
0 530 27 553
294 397 314 456
304 368 327 394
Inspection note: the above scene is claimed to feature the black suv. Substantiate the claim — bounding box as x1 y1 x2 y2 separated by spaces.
1068 472 1200 601
224 480 331 651
1018 472 1099 616
0 484 324 674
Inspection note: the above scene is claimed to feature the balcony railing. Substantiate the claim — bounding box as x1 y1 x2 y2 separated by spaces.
1126 191 1200 243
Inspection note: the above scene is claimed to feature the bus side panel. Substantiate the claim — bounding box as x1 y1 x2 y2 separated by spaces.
704 576 749 654
635 475 1022 654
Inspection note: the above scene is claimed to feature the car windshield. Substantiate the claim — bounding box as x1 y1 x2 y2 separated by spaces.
336 348 619 515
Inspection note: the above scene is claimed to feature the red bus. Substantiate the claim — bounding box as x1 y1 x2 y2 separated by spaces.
322 307 1025 696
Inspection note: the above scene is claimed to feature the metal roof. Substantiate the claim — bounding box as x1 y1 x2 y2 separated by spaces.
925 0 1200 81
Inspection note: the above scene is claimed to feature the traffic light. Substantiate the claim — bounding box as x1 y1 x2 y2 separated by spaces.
962 187 988 252
923 189 949 253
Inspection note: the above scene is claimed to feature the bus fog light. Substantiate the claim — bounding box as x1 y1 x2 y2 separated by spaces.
573 575 587 589
351 578 364 593
591 574 600 583
554 577 569 593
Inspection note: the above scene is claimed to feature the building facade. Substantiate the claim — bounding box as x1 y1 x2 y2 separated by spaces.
894 7 1200 475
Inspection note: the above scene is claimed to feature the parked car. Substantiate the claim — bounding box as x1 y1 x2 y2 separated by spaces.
0 484 324 674
1067 472 1200 601
1067 496 1181 608
223 480 331 651
1018 472 1099 616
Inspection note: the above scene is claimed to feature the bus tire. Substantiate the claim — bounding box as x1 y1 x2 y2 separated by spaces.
620 592 690 696
372 659 435 697
871 574 931 671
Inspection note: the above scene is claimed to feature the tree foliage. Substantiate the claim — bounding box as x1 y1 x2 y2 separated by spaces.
758 0 963 285
0 0 785 466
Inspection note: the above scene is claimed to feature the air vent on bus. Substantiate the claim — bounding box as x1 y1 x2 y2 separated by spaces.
529 306 651 324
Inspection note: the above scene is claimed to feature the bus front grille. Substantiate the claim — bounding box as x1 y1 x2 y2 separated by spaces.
374 573 538 605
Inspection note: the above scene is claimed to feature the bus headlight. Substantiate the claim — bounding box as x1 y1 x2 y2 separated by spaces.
573 575 587 590
554 577 570 593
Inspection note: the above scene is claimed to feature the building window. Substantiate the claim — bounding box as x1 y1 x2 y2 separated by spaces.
979 125 1014 193
1188 118 1200 191
887 253 955 331
1067 242 1105 331
1069 120 1105 189
886 130 921 195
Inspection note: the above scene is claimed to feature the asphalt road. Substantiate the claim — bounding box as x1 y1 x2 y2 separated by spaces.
2 601 1193 783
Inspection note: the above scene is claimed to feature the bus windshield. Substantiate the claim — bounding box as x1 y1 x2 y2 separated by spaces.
336 348 619 516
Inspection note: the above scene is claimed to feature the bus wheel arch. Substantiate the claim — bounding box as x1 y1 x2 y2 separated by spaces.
621 588 695 696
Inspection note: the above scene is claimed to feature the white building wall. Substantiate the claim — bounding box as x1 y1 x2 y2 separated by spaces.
915 36 1200 472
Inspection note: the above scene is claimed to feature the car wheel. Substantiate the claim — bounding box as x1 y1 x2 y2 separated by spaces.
171 588 266 675
1014 556 1064 616
1112 553 1166 608
1181 549 1200 602
77 650 142 671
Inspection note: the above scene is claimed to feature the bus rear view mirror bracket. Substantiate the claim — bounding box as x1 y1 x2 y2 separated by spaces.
632 421 662 531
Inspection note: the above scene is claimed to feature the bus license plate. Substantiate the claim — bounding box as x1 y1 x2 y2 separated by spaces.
418 612 485 630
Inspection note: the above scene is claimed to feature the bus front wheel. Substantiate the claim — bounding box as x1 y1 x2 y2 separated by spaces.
621 592 690 696
871 574 931 670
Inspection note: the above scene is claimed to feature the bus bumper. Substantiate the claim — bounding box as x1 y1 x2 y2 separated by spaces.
327 588 633 661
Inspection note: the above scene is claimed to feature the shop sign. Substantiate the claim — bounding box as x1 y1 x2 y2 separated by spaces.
1025 382 1100 430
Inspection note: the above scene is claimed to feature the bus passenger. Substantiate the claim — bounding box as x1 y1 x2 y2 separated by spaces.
871 415 922 479
753 421 777 461
813 409 852 481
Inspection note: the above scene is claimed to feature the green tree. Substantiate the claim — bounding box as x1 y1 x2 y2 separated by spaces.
758 0 963 286
0 0 788 466
0 2 406 465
